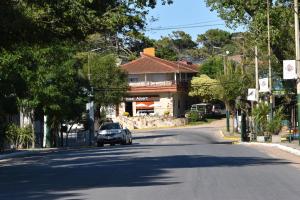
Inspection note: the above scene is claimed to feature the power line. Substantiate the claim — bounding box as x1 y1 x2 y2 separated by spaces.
148 20 223 29
146 23 225 31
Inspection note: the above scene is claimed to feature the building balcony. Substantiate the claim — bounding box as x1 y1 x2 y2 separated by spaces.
128 81 189 94
129 81 174 87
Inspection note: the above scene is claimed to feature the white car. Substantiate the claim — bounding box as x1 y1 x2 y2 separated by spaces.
96 122 132 147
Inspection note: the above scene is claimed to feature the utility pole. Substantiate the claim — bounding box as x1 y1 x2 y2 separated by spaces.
87 48 101 146
255 46 259 102
267 0 273 120
223 51 230 132
87 52 93 146
253 46 259 139
294 0 300 145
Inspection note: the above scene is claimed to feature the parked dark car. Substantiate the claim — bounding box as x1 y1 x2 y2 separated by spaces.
96 122 132 147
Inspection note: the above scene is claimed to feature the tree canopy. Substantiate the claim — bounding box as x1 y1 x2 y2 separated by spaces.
205 0 295 68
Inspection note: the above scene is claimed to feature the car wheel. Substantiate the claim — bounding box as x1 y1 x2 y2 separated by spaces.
121 136 127 145
97 142 104 147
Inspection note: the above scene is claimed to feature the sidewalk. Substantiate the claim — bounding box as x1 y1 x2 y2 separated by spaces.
219 127 300 157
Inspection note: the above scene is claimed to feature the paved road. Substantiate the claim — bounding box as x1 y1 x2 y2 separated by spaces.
1 126 300 200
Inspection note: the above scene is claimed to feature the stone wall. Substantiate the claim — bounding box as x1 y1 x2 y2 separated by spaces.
118 116 188 130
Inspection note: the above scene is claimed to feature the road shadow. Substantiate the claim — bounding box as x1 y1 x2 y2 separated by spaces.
0 145 295 200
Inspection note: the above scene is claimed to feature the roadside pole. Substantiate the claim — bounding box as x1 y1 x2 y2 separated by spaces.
87 51 95 146
267 0 273 120
254 46 259 138
223 52 230 133
294 0 300 145
255 46 259 102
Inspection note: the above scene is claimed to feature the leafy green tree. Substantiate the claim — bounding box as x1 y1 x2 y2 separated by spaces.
197 29 231 53
1 0 175 148
190 63 253 132
189 74 219 102
1 0 174 48
155 31 197 60
85 53 128 106
205 0 294 66
199 56 224 78
155 37 179 61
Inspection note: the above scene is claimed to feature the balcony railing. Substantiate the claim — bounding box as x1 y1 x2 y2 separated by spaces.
129 81 175 87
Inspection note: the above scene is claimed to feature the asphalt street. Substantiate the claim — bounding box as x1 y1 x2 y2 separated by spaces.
1 126 300 200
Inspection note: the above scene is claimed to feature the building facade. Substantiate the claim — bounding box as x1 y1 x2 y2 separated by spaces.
118 48 198 118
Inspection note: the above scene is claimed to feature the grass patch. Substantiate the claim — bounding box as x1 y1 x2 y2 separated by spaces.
187 118 217 126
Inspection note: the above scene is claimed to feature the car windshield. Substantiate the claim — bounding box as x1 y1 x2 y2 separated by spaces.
100 123 121 130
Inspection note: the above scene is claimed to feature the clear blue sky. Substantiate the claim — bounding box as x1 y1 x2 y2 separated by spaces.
144 0 244 40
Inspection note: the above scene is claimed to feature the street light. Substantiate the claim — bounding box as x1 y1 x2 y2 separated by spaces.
213 46 231 132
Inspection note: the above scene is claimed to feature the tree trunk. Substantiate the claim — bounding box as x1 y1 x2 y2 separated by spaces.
231 111 235 134
225 101 230 133
29 111 35 148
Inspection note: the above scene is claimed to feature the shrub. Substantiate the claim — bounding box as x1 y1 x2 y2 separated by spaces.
188 111 199 122
267 107 285 135
123 112 130 117
5 124 34 149
252 102 269 136
164 110 170 116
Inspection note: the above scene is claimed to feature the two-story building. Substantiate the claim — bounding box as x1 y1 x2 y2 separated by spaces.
117 48 198 118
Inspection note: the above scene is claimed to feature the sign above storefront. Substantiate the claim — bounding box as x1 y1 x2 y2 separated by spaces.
124 96 159 102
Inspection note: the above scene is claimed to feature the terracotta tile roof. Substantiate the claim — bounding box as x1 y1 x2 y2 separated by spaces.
121 53 198 74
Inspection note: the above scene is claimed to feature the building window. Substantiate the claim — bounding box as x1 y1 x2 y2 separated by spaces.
129 77 138 82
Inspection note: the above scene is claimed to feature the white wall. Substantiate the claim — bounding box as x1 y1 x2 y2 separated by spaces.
154 93 173 116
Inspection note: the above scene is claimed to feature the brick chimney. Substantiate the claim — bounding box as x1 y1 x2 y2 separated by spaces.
143 48 155 57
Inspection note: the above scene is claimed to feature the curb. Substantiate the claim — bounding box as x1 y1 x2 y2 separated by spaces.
0 146 101 160
240 142 300 157
218 130 300 157
0 148 65 160
219 130 240 141
0 150 40 160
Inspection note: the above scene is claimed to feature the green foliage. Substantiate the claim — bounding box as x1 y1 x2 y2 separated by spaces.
189 74 219 101
123 112 130 117
86 53 128 106
155 31 197 61
1 0 174 48
155 37 179 61
197 29 231 53
216 64 253 106
187 111 200 122
190 63 254 116
252 102 269 136
267 107 285 135
5 124 34 149
205 0 295 67
164 110 170 116
199 56 224 78
0 0 174 147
